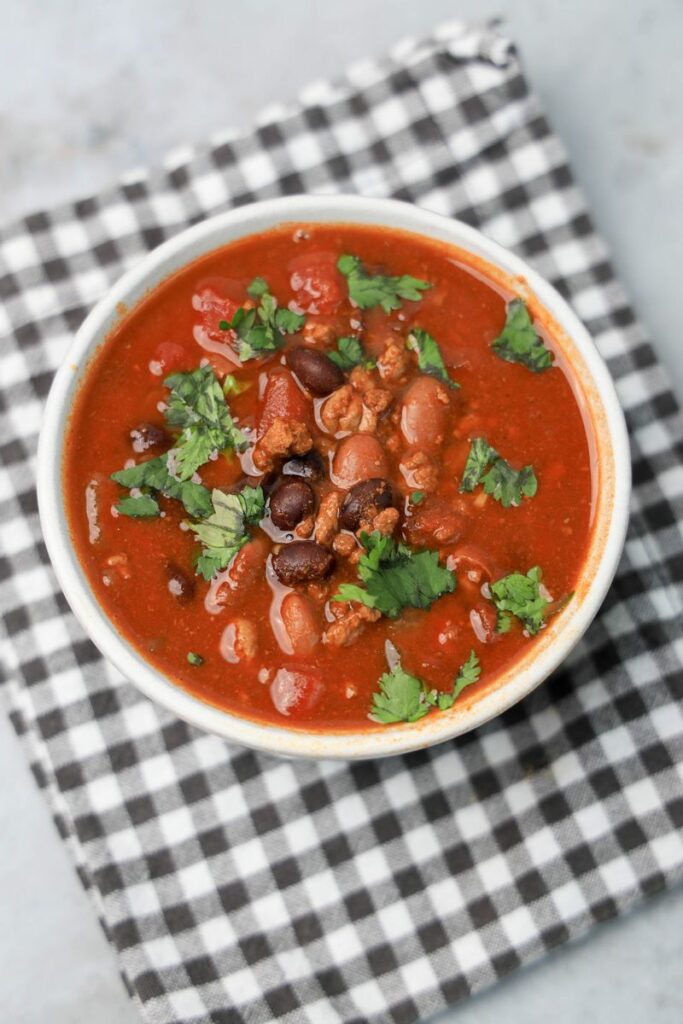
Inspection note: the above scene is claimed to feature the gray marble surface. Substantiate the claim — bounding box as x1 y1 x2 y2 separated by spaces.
1 2 682 1022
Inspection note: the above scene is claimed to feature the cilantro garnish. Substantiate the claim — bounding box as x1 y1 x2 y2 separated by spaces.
328 336 375 372
112 365 245 518
489 566 549 635
406 328 459 389
114 494 160 518
337 254 431 313
460 436 537 508
410 491 425 505
164 366 248 480
491 299 554 372
188 485 265 580
370 650 481 724
187 652 204 667
111 455 213 519
334 531 455 619
219 277 304 361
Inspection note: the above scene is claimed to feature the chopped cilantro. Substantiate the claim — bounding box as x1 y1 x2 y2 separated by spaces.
337 254 431 313
223 373 250 396
460 436 537 508
492 299 554 372
489 566 549 635
370 664 431 724
328 336 375 372
427 650 481 710
334 531 455 619
114 494 160 518
187 652 204 667
406 328 459 389
111 455 212 518
164 366 248 480
219 277 304 361
188 485 265 580
370 650 481 724
410 491 425 505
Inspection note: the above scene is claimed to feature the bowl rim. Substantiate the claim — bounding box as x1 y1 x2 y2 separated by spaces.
37 194 631 760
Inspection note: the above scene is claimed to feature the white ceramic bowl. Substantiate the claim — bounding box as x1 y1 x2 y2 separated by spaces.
38 195 630 760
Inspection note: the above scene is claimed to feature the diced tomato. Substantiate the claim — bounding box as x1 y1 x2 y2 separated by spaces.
288 251 343 315
270 667 323 717
196 289 241 342
258 369 312 435
151 341 187 374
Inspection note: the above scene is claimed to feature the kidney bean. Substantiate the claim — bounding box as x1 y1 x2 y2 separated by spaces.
165 563 195 604
280 592 320 656
269 479 315 530
331 434 388 490
271 542 335 585
400 376 450 448
282 449 325 481
287 347 345 396
340 478 394 531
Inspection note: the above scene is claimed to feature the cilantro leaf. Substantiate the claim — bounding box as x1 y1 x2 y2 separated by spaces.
328 336 375 372
334 531 455 618
489 566 549 635
492 299 554 372
459 436 537 508
220 278 304 361
111 455 213 518
337 254 431 313
370 650 482 724
430 651 481 710
187 652 204 666
406 328 459 389
164 366 247 479
115 494 160 518
460 437 494 492
410 491 425 505
188 485 265 580
370 665 431 724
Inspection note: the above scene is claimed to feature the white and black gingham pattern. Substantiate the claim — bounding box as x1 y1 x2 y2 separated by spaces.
1 21 682 1024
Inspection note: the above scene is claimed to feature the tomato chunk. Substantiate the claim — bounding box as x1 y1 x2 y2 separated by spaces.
288 251 343 315
270 667 323 717
258 369 312 435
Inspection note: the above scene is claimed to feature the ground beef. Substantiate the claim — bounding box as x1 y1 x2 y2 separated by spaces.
314 491 342 545
323 601 381 647
252 418 313 472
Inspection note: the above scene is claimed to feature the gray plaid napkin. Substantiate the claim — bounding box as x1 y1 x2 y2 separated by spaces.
1 20 682 1024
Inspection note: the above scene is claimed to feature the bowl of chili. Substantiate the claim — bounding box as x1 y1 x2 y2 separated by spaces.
37 195 630 759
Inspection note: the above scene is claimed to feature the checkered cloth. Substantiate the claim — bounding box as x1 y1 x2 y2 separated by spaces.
1 20 682 1024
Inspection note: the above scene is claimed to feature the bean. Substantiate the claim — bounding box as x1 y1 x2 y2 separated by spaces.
340 478 394 531
280 592 320 656
331 434 388 490
282 449 325 481
271 542 335 585
400 377 450 448
269 478 315 530
130 422 168 453
287 347 345 396
165 563 195 604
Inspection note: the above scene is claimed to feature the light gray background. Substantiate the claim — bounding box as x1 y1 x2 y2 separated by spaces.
1 1 682 1022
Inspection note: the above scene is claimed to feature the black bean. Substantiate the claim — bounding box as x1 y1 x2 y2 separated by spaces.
271 543 335 585
340 478 395 531
165 563 196 604
287 347 345 396
269 479 315 531
282 449 325 481
130 422 168 453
